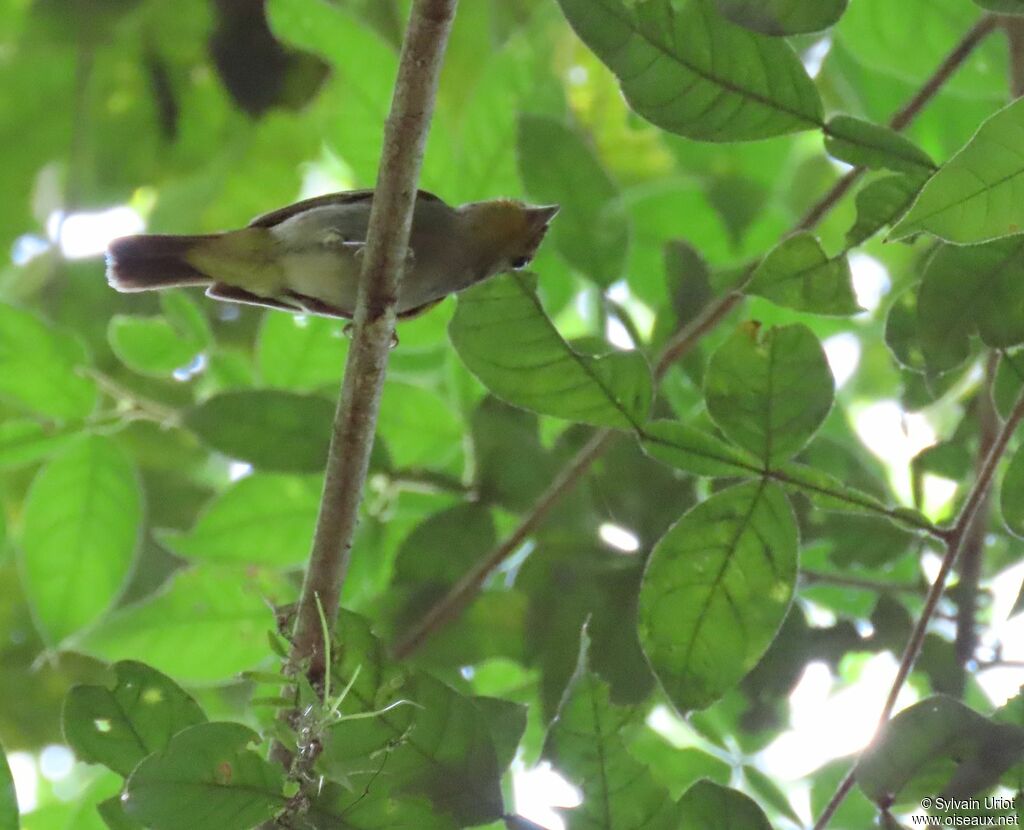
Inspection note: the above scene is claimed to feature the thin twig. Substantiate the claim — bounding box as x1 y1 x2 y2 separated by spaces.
812 389 1024 830
393 14 1001 660
801 570 924 596
795 14 999 232
289 0 458 683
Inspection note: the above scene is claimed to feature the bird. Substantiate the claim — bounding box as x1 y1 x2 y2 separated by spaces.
106 190 559 320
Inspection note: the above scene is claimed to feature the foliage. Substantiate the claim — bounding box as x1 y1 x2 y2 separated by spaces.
2 1 1024 829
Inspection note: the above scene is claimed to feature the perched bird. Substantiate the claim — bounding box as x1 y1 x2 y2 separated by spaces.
106 190 559 320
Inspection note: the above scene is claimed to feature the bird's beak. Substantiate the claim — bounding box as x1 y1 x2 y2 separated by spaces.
526 204 560 229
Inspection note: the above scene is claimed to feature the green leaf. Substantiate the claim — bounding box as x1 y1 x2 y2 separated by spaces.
639 419 759 477
0 419 80 470
973 0 1024 15
123 722 285 830
747 233 860 316
715 0 846 34
108 293 211 377
677 780 772 829
77 565 287 683
543 634 680 830
378 381 463 469
890 98 1024 244
855 696 1024 809
0 742 16 830
824 116 935 175
62 661 207 777
1002 445 1024 539
319 610 506 825
639 482 797 712
554 0 823 141
98 796 145 830
742 765 802 826
303 783 459 830
450 272 652 430
0 302 97 420
158 474 320 566
847 173 926 247
19 436 141 643
257 312 347 390
628 731 731 798
917 238 1024 374
705 324 834 468
517 114 627 287
184 390 334 472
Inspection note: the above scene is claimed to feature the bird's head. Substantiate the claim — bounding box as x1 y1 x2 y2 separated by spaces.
459 199 560 277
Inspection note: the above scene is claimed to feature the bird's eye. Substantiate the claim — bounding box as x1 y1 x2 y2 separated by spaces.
511 256 531 270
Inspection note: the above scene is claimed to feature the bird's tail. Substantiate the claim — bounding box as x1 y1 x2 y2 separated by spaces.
106 234 219 292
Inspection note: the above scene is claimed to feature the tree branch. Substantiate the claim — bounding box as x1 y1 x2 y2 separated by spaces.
393 11 1001 661
813 388 1024 830
289 0 458 685
795 14 999 232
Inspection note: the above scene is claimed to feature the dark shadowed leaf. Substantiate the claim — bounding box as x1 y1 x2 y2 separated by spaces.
63 661 206 777
639 482 797 712
0 742 15 830
319 611 506 826
747 233 860 316
518 114 628 287
890 98 1024 244
847 173 926 246
123 722 285 830
450 272 651 430
677 780 772 829
543 634 680 830
824 116 935 175
855 696 1024 809
715 0 846 34
917 238 1024 374
184 390 334 472
554 0 823 141
20 436 141 644
705 324 834 467
1002 445 1024 539
974 0 1024 11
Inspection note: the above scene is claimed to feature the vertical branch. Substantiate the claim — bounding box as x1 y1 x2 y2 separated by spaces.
290 0 458 685
953 356 998 685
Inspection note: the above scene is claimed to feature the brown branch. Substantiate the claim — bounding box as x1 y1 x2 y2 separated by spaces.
813 388 1024 830
953 357 998 684
393 10 1003 662
795 14 999 232
800 570 924 596
289 0 458 684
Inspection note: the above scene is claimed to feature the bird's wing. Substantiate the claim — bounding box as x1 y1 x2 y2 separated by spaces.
247 189 444 228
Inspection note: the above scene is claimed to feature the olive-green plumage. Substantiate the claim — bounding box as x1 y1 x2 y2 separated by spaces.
106 190 558 320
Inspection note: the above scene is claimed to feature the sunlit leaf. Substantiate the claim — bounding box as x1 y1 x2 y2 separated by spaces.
0 419 80 470
20 436 141 644
0 303 97 420
890 98 1024 244
450 272 652 430
257 312 347 390
63 661 207 777
639 482 797 711
640 420 759 477
554 0 823 141
77 565 288 683
158 474 321 566
108 292 211 377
